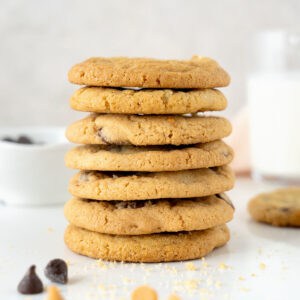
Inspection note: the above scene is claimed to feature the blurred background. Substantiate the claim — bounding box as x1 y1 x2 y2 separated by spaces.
0 0 299 126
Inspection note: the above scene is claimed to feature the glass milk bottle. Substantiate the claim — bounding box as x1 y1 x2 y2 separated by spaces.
247 31 300 183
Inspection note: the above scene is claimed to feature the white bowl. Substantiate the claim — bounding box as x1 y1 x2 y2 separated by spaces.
0 127 73 206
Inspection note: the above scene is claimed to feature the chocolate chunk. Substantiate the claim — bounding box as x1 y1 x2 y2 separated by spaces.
17 265 43 295
97 128 109 144
280 207 291 212
102 171 137 178
79 172 90 182
216 193 235 209
114 200 152 209
44 259 68 284
222 150 230 157
108 145 123 152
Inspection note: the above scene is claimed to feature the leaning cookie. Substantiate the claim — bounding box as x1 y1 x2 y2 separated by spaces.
65 140 234 172
64 224 230 262
68 56 230 88
248 187 300 227
66 114 232 146
69 166 234 201
64 194 234 235
70 87 227 114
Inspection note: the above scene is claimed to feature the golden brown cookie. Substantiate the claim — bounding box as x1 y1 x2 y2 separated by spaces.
68 166 234 201
66 114 232 146
64 194 234 235
248 187 300 226
64 224 230 262
68 56 230 89
70 87 227 114
65 140 233 172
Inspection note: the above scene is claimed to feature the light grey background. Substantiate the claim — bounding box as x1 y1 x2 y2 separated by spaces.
0 0 299 126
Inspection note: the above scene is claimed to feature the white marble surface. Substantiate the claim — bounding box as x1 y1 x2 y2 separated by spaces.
0 178 299 300
0 0 299 126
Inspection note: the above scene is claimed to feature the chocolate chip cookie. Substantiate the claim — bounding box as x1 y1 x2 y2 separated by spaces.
64 194 234 235
68 56 230 89
68 166 234 201
65 140 233 172
70 87 227 114
248 187 300 226
64 224 230 262
66 114 232 146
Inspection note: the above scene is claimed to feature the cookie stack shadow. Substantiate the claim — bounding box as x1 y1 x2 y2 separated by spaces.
64 56 235 263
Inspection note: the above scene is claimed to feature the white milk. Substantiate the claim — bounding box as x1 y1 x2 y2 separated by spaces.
248 72 300 182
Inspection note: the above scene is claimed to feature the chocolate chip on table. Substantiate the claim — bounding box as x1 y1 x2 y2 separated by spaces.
1 137 15 142
45 259 68 284
17 135 34 144
1 135 34 144
17 265 43 295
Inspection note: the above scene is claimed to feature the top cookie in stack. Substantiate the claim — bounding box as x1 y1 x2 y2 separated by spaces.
64 56 235 263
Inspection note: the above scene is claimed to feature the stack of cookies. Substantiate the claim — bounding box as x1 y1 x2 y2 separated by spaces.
64 56 235 263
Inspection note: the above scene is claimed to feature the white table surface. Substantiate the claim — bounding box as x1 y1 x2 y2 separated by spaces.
0 178 299 300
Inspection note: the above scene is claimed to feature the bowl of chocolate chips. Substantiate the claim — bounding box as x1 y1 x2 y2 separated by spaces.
0 127 73 206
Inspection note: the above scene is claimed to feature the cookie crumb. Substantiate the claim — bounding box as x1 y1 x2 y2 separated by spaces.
259 263 266 270
131 285 158 300
184 279 198 290
97 259 108 269
46 286 64 300
201 257 209 268
168 294 181 300
240 287 250 292
238 276 245 281
185 262 197 271
218 262 229 270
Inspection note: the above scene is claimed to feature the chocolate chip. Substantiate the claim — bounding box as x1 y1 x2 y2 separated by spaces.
222 150 230 157
97 128 109 144
2 137 15 142
17 265 43 295
79 172 90 182
216 193 235 209
109 145 123 152
162 145 188 151
44 259 68 284
280 207 291 212
17 135 33 144
114 200 152 209
209 167 219 172
102 171 137 178
1 135 34 144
